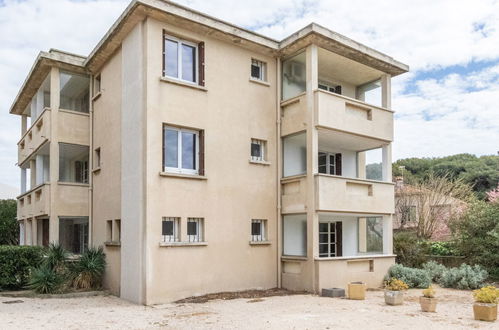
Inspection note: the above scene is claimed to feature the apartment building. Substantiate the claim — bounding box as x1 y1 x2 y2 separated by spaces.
9 0 408 304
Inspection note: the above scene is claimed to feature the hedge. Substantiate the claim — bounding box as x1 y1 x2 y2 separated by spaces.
0 245 44 290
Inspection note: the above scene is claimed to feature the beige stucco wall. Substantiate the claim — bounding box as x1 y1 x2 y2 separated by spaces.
92 46 123 296
142 18 278 304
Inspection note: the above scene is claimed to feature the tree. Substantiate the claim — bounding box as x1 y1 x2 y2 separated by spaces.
0 199 18 245
395 173 473 239
486 184 499 203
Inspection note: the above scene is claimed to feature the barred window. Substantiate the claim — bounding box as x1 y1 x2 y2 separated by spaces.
187 218 204 242
251 139 266 162
251 219 267 242
162 217 180 242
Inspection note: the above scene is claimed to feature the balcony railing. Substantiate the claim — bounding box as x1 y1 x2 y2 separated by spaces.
17 183 50 219
315 90 393 141
315 174 394 214
18 108 51 165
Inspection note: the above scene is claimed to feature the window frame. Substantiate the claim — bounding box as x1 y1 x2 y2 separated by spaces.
162 217 180 243
163 34 199 84
251 219 267 242
187 217 204 242
163 125 200 175
251 59 267 82
250 138 266 162
318 221 337 258
318 151 336 175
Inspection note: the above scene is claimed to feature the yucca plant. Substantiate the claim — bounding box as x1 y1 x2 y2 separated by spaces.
44 243 69 273
27 264 64 294
71 246 106 290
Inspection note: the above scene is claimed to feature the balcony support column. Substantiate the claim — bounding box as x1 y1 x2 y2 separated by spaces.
381 74 391 109
21 115 27 135
29 159 36 189
382 143 392 182
32 217 38 246
20 168 27 194
383 214 393 254
49 66 60 244
36 155 44 186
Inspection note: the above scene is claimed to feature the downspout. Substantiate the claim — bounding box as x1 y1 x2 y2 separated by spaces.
276 57 282 288
89 74 94 247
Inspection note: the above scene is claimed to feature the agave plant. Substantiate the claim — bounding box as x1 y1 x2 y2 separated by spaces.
27 264 64 294
72 246 106 290
44 243 69 273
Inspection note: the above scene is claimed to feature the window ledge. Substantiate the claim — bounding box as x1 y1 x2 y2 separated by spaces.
314 254 396 261
159 77 207 91
91 92 102 102
249 241 271 245
281 256 308 261
104 241 121 247
249 78 270 87
57 182 90 187
159 172 207 180
58 108 90 117
159 242 208 247
249 159 271 166
92 167 101 173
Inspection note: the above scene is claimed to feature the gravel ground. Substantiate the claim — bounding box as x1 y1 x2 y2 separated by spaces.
0 286 497 329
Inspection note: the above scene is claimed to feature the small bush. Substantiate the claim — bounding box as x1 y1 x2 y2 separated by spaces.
438 264 488 289
44 243 69 273
384 278 409 291
393 231 429 268
422 285 436 298
0 245 44 290
71 246 106 290
28 264 65 294
429 241 456 256
422 261 447 282
386 264 432 288
473 286 499 304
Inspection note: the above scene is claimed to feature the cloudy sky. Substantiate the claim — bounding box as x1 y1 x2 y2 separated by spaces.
1 0 499 194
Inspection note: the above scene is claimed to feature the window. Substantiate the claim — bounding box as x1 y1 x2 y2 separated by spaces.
319 222 342 257
59 217 89 254
250 139 266 162
358 217 383 254
106 220 113 242
163 35 198 83
94 147 101 168
251 59 266 81
60 71 90 113
251 219 267 242
282 52 306 100
94 74 101 95
318 152 341 175
283 214 307 256
162 217 180 242
318 81 342 95
401 205 417 223
283 132 306 177
163 126 202 175
59 143 89 183
114 219 121 242
187 217 204 242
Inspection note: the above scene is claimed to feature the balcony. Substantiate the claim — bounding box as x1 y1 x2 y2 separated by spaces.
315 174 394 214
315 90 393 141
56 183 89 217
18 108 51 165
17 183 50 219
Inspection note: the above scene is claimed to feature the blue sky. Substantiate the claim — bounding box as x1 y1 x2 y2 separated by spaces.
1 0 499 195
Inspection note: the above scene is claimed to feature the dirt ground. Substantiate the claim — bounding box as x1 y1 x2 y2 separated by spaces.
0 286 497 329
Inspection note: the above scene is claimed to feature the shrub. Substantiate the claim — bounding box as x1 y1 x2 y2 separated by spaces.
27 264 65 294
422 261 447 282
0 245 44 290
71 246 106 290
422 285 436 298
386 264 431 288
384 278 409 291
0 199 18 245
393 231 430 268
438 264 488 289
44 243 69 273
429 241 456 256
473 286 499 304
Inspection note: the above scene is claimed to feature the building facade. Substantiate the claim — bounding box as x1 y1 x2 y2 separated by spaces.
9 0 408 304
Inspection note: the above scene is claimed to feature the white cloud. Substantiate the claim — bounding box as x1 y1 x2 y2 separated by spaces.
0 0 498 189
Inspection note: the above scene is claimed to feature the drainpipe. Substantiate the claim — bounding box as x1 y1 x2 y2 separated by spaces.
276 57 282 288
89 74 94 247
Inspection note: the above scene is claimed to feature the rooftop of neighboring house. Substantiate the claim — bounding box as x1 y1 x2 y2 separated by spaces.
9 0 409 116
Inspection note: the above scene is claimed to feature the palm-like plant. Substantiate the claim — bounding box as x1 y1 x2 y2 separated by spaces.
71 246 106 290
27 264 64 294
44 243 69 273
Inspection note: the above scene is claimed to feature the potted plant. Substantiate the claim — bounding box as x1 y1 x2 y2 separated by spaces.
347 281 367 300
420 285 437 312
384 278 408 305
472 286 499 322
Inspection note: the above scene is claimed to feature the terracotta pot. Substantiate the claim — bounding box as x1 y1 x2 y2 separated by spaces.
419 296 437 312
347 282 366 300
384 290 404 305
473 303 497 322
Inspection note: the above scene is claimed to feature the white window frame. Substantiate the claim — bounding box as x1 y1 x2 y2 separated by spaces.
163 35 198 84
251 219 267 242
162 217 180 242
318 151 336 175
251 138 266 162
164 126 199 175
318 80 341 94
187 217 204 242
319 221 337 258
251 59 267 81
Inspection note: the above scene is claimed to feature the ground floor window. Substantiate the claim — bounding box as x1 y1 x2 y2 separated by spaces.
319 222 343 257
187 217 204 242
358 217 383 253
162 217 180 242
59 217 88 254
282 214 307 256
